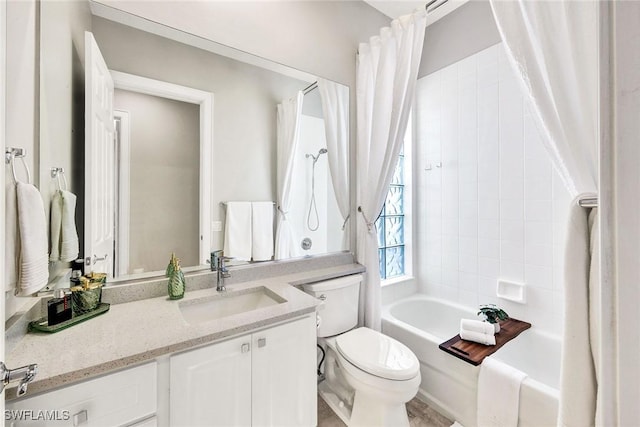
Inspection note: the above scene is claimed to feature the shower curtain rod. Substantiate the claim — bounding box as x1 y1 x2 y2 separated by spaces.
303 81 318 95
425 0 448 14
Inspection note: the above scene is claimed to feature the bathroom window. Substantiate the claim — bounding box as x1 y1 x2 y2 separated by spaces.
377 118 412 282
376 150 406 280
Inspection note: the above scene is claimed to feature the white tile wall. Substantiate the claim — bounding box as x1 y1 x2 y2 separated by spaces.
414 43 572 336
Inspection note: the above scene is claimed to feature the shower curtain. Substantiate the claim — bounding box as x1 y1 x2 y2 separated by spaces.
356 8 426 330
489 1 606 425
275 92 304 260
318 78 350 250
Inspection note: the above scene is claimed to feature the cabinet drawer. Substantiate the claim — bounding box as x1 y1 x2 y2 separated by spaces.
6 362 157 427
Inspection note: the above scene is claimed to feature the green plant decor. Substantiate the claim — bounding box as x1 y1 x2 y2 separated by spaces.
477 304 509 324
166 253 185 300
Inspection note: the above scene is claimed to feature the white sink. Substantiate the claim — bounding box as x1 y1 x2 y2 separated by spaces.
179 287 286 325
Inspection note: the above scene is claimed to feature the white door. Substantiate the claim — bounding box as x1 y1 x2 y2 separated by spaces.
252 316 317 427
84 31 115 275
0 0 6 415
170 335 252 426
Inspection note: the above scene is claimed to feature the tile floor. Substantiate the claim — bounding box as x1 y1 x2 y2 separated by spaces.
317 394 453 427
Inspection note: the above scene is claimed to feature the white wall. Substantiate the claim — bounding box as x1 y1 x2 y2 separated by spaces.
613 1 640 424
114 90 200 274
415 43 571 336
419 0 500 78
5 0 38 320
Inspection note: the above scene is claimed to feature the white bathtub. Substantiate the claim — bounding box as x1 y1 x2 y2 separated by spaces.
382 294 560 427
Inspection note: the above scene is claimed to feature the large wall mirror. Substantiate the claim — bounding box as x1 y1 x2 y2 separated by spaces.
39 1 350 284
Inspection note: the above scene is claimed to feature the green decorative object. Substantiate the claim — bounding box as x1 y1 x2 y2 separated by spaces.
167 253 186 300
477 304 509 324
70 275 104 315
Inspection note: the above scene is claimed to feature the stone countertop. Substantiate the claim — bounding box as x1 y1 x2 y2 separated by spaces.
6 264 364 399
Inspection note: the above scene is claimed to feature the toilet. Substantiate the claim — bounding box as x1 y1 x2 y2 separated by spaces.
302 274 420 427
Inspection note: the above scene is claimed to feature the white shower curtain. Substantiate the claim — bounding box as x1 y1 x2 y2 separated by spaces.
489 2 604 426
356 8 426 330
318 78 350 250
275 92 304 260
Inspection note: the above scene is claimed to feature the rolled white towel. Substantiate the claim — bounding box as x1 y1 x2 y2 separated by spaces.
460 330 496 346
461 319 495 335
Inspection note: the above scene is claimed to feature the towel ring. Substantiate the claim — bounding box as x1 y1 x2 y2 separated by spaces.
10 154 31 185
51 167 68 191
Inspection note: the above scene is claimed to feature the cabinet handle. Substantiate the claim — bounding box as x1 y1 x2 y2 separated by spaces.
258 338 266 348
241 343 250 353
73 409 88 426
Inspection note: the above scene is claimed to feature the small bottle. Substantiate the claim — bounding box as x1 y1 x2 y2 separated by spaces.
48 289 72 326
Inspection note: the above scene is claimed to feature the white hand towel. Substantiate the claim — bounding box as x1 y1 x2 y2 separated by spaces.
251 202 274 261
461 319 495 335
477 357 527 427
223 202 252 261
16 182 49 296
49 191 62 262
50 190 80 263
5 182 18 290
59 190 79 262
459 330 496 346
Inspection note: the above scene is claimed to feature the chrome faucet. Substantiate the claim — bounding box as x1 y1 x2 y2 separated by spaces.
216 254 231 292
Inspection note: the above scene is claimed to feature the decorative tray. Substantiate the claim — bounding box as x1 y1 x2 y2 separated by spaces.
439 318 531 366
28 303 110 333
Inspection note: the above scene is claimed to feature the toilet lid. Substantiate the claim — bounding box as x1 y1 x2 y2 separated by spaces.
336 327 419 381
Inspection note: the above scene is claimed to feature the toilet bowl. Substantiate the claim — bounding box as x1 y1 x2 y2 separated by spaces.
303 275 421 427
327 327 420 427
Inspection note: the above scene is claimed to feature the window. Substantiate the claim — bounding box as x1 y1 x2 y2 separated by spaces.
376 146 407 280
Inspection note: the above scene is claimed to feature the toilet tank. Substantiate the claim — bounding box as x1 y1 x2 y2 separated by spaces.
302 274 362 337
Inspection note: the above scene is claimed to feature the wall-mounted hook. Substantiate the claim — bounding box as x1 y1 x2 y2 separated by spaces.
50 167 64 178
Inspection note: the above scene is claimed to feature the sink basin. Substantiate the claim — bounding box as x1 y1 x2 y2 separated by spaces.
179 287 286 325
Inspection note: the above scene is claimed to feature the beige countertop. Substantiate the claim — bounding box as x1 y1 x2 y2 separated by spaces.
6 264 364 399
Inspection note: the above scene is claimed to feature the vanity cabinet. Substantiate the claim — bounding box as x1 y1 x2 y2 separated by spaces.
5 362 157 427
170 315 317 427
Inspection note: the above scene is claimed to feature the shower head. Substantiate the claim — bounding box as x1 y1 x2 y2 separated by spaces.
306 148 328 163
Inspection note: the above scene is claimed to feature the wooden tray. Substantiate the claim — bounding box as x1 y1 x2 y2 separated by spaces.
439 318 531 366
28 303 110 333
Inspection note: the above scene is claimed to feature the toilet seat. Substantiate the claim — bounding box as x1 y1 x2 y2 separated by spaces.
335 327 419 381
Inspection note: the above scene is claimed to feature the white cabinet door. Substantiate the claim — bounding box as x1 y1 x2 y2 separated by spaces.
5 362 157 427
170 335 252 427
251 316 317 427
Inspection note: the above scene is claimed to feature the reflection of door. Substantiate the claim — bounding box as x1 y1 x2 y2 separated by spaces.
85 31 115 275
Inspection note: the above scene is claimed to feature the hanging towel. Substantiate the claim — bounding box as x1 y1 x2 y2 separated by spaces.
223 202 252 261
558 197 599 427
477 357 527 427
5 182 18 290
16 182 49 296
50 190 80 262
251 202 274 261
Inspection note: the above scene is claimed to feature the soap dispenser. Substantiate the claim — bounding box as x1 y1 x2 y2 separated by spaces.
166 253 185 300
